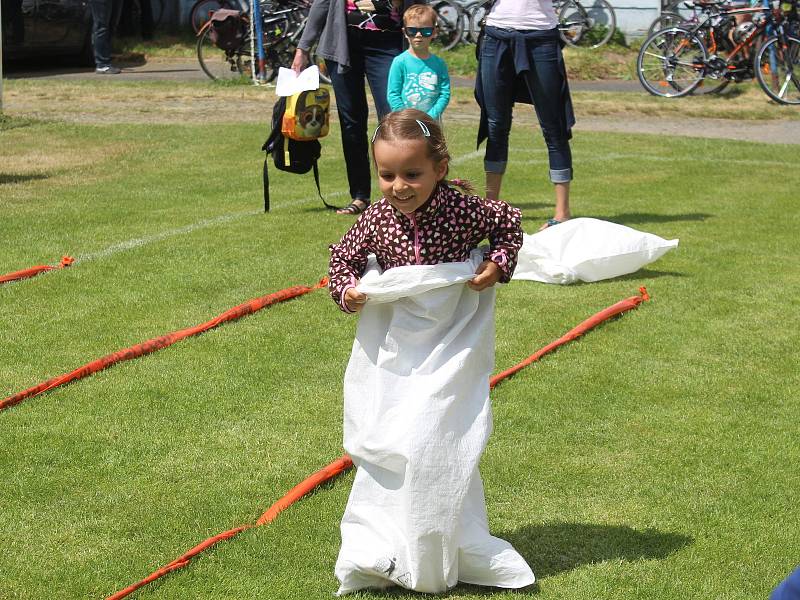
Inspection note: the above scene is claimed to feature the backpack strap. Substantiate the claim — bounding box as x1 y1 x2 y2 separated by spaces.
314 161 338 211
261 97 286 214
263 157 270 213
262 97 286 153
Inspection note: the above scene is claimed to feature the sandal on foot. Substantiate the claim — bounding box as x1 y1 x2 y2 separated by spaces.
539 218 564 231
336 200 369 215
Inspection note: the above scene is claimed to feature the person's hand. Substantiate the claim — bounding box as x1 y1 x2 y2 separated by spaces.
355 0 376 11
467 260 501 291
291 48 309 74
344 287 368 312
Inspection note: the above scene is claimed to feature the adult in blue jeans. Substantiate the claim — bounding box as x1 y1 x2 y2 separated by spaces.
475 0 576 229
292 0 421 214
88 0 121 74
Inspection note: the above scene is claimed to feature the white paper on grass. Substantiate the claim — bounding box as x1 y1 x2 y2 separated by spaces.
336 249 535 595
513 217 679 284
275 65 320 97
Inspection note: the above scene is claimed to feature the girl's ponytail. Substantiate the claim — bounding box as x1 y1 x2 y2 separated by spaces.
448 178 476 194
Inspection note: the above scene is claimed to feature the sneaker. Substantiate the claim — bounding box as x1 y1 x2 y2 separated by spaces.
95 65 121 75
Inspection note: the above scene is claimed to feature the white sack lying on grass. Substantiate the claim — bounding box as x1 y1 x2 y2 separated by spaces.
335 249 535 596
513 217 679 284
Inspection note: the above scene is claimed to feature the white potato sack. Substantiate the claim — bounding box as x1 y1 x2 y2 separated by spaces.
513 218 679 284
335 250 535 595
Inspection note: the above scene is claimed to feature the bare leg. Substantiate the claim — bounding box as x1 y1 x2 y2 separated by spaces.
554 182 571 221
485 172 503 201
539 182 572 231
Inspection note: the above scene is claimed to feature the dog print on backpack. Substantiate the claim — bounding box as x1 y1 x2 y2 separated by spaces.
281 88 331 141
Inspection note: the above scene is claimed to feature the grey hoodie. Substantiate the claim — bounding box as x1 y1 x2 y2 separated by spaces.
297 0 421 72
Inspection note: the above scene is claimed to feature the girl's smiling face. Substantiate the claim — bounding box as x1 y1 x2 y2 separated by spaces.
373 137 448 215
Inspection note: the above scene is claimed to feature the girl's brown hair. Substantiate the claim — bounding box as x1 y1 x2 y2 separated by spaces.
371 109 475 193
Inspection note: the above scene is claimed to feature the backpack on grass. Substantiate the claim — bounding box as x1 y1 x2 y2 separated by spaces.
261 89 337 212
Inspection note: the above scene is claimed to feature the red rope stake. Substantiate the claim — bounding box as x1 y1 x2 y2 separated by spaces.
0 278 329 412
490 287 650 389
0 256 74 285
105 288 650 599
106 455 354 600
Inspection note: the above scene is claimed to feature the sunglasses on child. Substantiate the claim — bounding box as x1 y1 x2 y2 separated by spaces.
405 26 435 37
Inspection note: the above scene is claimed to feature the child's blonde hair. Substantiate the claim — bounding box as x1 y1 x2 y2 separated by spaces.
402 4 437 27
371 109 475 193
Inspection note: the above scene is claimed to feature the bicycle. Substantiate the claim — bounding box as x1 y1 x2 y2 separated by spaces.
464 0 617 48
636 0 773 96
462 0 490 44
431 0 467 50
197 0 330 83
647 7 692 36
556 0 617 47
191 0 246 33
753 1 800 103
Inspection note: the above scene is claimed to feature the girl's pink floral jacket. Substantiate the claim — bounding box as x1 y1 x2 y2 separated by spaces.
328 183 523 312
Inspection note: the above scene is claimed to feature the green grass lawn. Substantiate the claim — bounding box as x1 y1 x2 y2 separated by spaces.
1 109 799 599
441 41 637 80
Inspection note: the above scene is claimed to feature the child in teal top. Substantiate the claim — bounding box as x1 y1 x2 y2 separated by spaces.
387 4 451 120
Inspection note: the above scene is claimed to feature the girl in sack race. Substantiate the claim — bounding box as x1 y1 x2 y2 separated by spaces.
328 108 535 595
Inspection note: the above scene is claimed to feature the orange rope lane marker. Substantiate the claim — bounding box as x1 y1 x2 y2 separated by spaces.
106 288 651 599
0 256 74 284
0 278 329 412
107 455 354 600
490 287 650 389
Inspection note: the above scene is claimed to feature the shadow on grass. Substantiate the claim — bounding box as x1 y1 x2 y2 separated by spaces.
3 55 94 79
604 212 713 225
0 116 40 131
570 268 686 285
361 580 541 597
514 202 553 212
712 85 746 99
346 522 691 598
501 522 693 579
116 52 147 67
0 173 49 185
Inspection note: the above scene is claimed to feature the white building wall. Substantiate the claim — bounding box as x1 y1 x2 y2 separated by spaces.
612 0 661 38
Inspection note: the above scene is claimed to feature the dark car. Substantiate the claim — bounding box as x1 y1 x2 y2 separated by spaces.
1 0 93 63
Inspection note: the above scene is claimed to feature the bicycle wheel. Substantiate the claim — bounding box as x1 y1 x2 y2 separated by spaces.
574 0 616 47
558 0 590 46
191 0 223 33
637 27 707 97
197 26 252 81
467 0 491 44
431 0 465 51
262 14 291 45
755 34 800 104
559 0 615 47
647 11 684 37
265 41 331 84
458 4 472 44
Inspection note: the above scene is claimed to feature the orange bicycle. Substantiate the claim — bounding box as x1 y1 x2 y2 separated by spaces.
636 0 789 96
